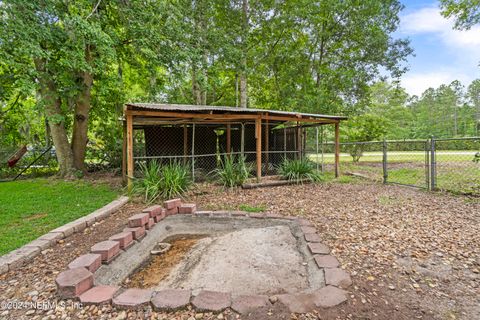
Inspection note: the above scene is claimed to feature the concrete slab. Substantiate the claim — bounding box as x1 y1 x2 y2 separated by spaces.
94 215 325 294
156 226 310 296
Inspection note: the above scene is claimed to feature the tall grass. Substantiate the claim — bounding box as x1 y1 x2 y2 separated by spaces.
214 154 251 188
277 158 324 183
133 160 191 203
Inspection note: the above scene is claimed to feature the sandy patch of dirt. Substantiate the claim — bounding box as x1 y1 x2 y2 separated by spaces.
126 236 203 288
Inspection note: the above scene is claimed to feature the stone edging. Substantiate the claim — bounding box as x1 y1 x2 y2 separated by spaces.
55 201 353 315
0 196 129 275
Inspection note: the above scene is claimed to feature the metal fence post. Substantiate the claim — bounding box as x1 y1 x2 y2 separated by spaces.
382 138 388 184
321 126 324 172
315 126 319 171
191 123 195 182
430 136 436 190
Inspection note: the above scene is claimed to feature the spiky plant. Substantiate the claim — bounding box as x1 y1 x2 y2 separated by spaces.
277 158 324 183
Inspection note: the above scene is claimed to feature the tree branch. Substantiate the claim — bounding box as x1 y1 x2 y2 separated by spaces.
86 0 102 19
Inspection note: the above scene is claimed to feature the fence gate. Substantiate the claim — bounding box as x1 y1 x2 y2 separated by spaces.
383 139 430 189
321 137 480 196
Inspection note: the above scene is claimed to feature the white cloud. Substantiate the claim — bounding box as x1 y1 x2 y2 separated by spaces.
399 6 480 95
401 7 448 33
401 71 471 96
400 6 480 52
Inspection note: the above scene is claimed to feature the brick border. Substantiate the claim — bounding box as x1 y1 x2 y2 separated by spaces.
0 196 129 275
55 200 352 314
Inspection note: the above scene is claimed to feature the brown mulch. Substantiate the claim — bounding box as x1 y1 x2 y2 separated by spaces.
0 180 479 320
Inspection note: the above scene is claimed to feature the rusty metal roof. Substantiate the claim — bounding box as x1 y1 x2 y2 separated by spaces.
126 103 347 121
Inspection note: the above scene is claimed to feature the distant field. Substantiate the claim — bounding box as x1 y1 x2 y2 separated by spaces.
309 151 480 195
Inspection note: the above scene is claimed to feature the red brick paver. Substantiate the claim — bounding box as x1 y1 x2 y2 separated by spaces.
191 290 231 312
324 268 352 288
314 255 340 268
91 241 120 263
55 267 93 298
164 198 181 210
307 243 330 255
79 285 119 305
151 289 191 311
128 213 149 228
113 288 153 309
109 232 133 250
178 203 197 214
68 253 102 273
231 294 270 314
123 226 146 240
313 285 348 308
142 205 162 218
304 233 322 243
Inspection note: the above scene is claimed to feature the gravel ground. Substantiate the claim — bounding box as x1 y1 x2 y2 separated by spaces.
1 179 479 320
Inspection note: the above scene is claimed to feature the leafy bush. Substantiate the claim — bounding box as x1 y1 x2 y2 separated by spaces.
277 158 324 183
214 154 251 188
133 160 191 203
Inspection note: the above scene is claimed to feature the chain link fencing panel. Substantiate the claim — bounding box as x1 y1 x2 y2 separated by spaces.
433 138 480 196
318 141 384 180
385 140 430 189
0 146 57 180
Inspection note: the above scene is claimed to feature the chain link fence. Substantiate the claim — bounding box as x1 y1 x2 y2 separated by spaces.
0 142 123 181
433 137 480 195
132 122 307 182
0 146 57 181
320 137 480 196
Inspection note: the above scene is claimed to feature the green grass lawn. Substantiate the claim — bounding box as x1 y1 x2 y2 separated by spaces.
310 150 477 164
0 178 119 255
313 151 480 195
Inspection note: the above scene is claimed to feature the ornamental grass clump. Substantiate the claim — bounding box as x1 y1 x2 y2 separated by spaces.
133 160 191 203
215 154 251 188
277 158 324 183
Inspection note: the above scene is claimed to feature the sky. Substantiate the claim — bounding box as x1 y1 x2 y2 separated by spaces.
397 0 480 96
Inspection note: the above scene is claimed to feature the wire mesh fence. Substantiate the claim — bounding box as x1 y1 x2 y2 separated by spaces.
0 146 57 181
321 137 480 196
433 137 480 195
131 122 306 182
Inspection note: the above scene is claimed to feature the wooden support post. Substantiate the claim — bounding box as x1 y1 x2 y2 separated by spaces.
226 124 231 155
264 117 269 175
255 117 262 182
240 123 245 158
126 113 134 191
296 122 302 159
334 122 340 178
183 125 188 164
122 120 127 184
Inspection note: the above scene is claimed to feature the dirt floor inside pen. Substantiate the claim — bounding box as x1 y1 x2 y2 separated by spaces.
0 178 479 320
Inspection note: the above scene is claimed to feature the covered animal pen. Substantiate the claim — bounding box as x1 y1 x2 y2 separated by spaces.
122 103 347 187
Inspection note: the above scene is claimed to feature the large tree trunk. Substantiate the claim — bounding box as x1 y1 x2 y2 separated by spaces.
71 70 93 171
192 64 202 105
35 59 75 177
200 52 208 105
239 0 249 108
192 0 208 105
72 46 94 171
